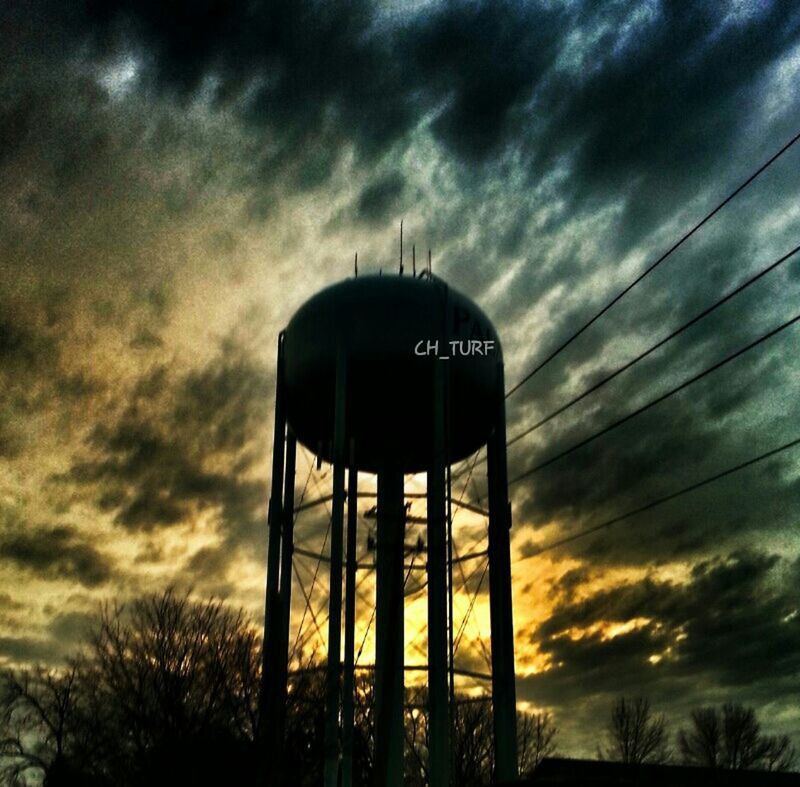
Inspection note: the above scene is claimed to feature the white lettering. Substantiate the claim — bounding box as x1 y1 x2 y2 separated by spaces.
415 339 439 356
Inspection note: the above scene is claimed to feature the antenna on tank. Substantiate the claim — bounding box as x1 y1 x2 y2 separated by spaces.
354 252 358 278
412 245 416 277
428 248 432 275
399 220 404 275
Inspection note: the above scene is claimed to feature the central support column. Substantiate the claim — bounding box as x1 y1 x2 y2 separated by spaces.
374 468 405 787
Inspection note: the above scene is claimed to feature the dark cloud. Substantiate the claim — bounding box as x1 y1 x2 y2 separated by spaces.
0 635 60 664
409 0 564 163
0 525 112 587
536 2 800 214
545 566 591 602
64 330 271 569
0 414 23 459
0 319 57 370
519 549 800 750
0 593 23 611
48 610 96 644
526 550 800 697
354 172 406 226
74 0 418 180
129 326 164 350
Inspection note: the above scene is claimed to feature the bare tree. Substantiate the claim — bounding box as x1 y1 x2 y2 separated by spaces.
0 589 264 787
452 699 494 786
0 589 567 786
601 696 670 764
403 687 429 787
0 665 81 786
679 703 796 771
762 735 797 773
677 707 721 768
518 710 558 775
72 589 262 785
403 695 496 786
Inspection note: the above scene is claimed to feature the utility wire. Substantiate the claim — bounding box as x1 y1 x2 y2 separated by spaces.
293 449 314 524
507 243 800 448
453 561 489 658
291 514 332 660
505 129 800 399
291 560 328 654
518 434 800 559
454 242 800 482
296 561 375 659
508 310 800 486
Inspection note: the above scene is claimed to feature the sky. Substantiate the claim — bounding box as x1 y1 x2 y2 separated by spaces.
1 0 800 759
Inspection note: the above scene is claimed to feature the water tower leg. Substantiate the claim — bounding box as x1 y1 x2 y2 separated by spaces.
374 468 405 787
261 333 287 787
427 364 450 787
324 352 348 787
274 428 297 780
487 361 518 782
341 446 358 787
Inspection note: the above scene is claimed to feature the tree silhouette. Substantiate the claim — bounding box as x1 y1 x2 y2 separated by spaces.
2 590 261 786
600 696 670 765
678 703 796 771
0 665 81 786
517 710 558 776
0 589 560 786
402 690 558 785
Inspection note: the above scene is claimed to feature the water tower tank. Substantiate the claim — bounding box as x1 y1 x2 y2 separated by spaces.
283 275 501 473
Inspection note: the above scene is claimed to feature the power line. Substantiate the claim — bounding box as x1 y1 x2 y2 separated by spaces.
505 129 800 399
292 559 328 654
292 450 315 524
506 243 800 449
295 558 376 659
291 513 332 659
453 242 800 484
453 561 489 659
517 434 800 559
508 310 800 486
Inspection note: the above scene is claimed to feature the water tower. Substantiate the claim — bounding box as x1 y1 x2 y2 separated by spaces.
260 273 518 786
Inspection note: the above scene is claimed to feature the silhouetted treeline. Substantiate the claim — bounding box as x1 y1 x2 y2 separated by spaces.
0 590 555 787
600 695 796 772
1 592 795 785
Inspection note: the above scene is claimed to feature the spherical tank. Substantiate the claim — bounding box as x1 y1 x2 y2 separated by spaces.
283 275 502 474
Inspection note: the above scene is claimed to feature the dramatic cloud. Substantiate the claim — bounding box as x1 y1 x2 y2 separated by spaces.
0 524 112 587
65 329 272 552
1 0 799 756
517 550 800 750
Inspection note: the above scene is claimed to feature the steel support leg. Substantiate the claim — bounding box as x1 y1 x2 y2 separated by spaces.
261 333 287 786
324 350 348 787
272 428 296 782
341 444 358 787
427 363 450 787
487 361 518 782
374 469 405 787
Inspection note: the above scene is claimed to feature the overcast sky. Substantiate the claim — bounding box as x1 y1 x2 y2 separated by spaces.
1 0 800 757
